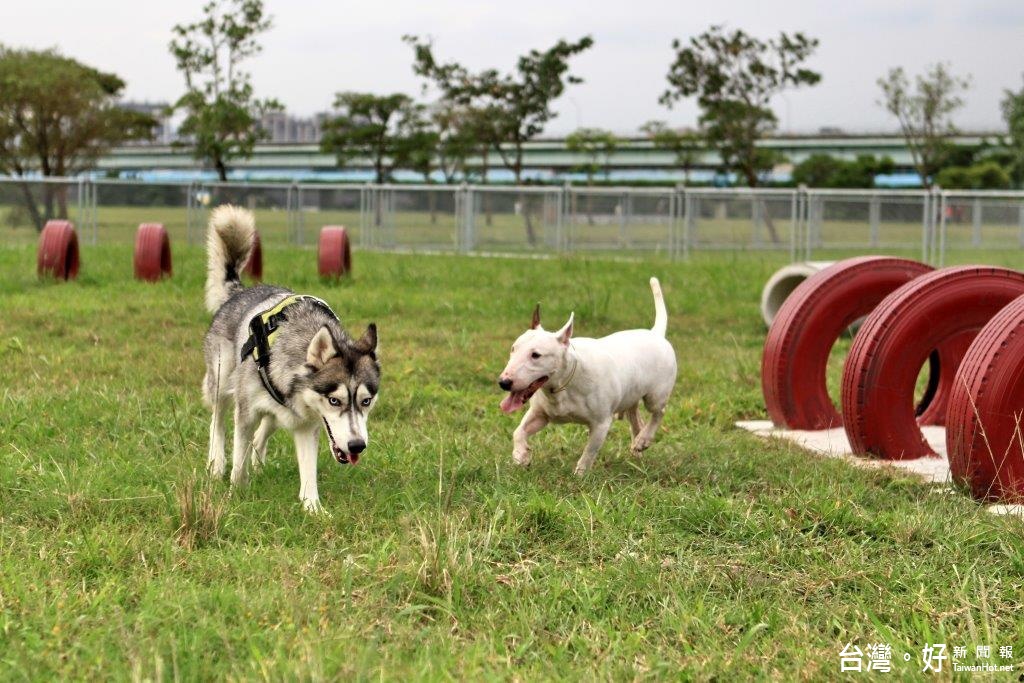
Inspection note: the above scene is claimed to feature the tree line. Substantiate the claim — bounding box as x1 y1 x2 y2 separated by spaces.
2 0 1024 231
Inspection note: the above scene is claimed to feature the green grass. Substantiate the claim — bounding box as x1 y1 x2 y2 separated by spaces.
2 244 1024 679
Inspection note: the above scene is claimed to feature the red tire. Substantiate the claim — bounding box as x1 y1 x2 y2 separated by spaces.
37 220 79 280
318 226 352 278
244 231 262 281
133 223 172 281
947 294 1024 502
842 266 1024 460
762 256 932 430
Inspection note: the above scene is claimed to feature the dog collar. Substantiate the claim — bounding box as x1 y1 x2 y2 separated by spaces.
549 356 578 394
240 294 338 405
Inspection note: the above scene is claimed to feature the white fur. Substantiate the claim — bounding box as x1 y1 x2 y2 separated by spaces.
204 205 255 313
499 278 677 474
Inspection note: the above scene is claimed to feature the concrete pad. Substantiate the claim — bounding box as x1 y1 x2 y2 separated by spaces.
735 420 1022 517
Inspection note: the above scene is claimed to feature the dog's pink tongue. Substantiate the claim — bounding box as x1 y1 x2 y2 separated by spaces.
500 392 526 414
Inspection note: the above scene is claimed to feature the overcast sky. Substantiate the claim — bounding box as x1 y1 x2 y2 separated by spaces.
3 0 1022 135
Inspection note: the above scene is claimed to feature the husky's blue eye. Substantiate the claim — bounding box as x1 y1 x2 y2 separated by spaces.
328 397 341 407
361 397 372 407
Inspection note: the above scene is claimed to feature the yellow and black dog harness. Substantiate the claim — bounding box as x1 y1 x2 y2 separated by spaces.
240 294 338 405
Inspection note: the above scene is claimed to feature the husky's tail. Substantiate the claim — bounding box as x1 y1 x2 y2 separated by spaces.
649 277 668 337
205 205 256 313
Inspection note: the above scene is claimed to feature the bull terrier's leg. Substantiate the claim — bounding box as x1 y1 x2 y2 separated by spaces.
625 405 644 442
513 406 549 466
632 393 669 455
574 417 612 475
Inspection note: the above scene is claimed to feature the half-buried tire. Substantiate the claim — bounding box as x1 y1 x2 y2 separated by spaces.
762 256 933 430
842 266 1024 460
947 294 1024 502
134 223 172 281
37 220 79 280
318 226 351 278
244 231 263 281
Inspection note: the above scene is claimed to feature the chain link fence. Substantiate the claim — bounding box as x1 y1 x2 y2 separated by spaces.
2 177 1023 263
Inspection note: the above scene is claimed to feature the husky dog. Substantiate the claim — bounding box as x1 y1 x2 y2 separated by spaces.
202 205 380 513
498 278 677 475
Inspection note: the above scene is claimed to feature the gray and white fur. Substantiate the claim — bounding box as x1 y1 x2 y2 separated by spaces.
202 205 380 514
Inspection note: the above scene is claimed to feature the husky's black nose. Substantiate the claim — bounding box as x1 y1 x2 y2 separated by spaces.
347 439 366 455
498 378 513 391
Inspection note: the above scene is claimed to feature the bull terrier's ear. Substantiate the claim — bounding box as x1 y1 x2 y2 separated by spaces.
556 312 574 346
353 323 378 355
531 303 541 330
306 326 336 369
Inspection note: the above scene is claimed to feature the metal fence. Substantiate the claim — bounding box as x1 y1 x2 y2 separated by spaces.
2 177 1023 263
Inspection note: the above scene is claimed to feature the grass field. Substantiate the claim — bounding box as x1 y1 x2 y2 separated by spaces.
2 244 1024 679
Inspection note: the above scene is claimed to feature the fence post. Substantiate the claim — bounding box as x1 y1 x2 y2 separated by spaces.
460 182 473 253
558 182 569 253
618 191 627 247
971 197 982 247
90 180 98 246
1018 203 1024 249
798 185 811 260
288 183 298 246
789 188 798 263
684 188 694 259
869 193 880 247
751 195 762 247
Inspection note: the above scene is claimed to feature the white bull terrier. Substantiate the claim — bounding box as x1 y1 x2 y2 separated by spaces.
498 278 678 475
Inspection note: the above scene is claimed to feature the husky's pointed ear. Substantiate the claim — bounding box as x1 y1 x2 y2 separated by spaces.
555 312 574 346
306 326 336 369
531 303 542 330
353 323 378 355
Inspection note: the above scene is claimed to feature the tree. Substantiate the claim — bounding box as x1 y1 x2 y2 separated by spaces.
791 154 894 188
430 103 476 184
169 0 281 181
660 26 820 189
640 121 702 182
935 161 1011 190
0 46 154 229
877 63 970 188
402 110 442 222
565 127 616 225
320 92 424 184
1002 76 1024 187
565 128 617 184
404 34 594 243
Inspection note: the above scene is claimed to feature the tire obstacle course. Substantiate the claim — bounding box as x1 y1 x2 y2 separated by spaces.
37 220 80 280
760 257 1024 505
318 226 352 278
37 224 352 284
134 223 172 281
947 295 1024 502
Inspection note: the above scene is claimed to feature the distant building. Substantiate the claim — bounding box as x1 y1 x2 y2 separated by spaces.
120 101 175 145
259 111 330 143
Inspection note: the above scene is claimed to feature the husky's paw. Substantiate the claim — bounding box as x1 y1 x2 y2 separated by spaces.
630 435 653 456
512 447 532 467
208 459 226 479
230 468 249 488
302 497 331 517
573 463 591 477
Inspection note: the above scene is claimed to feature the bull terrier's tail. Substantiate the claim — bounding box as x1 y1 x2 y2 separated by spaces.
649 277 668 337
205 205 256 313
